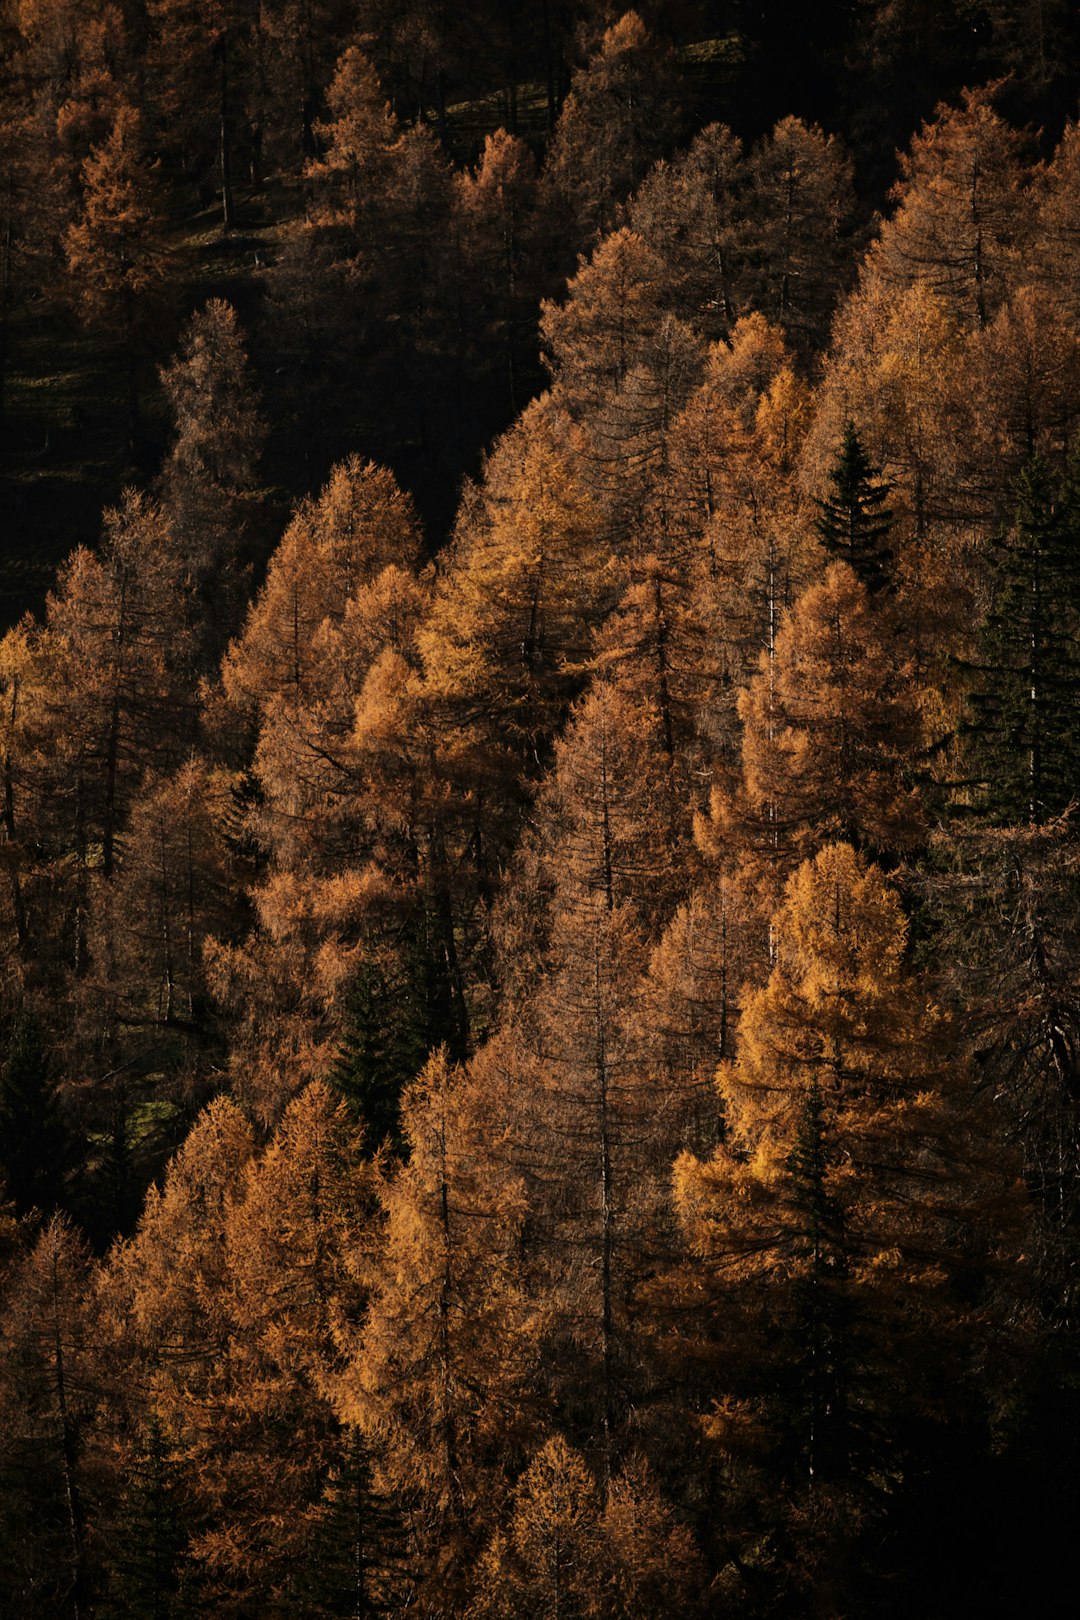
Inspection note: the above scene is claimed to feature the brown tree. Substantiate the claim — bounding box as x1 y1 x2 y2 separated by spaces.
871 85 1030 329
744 116 856 355
541 11 682 255
341 1049 533 1608
64 104 170 436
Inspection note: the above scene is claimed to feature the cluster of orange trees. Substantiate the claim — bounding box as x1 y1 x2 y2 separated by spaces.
3 11 1080 1617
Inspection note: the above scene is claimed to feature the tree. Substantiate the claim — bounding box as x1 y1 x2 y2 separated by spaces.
722 563 927 888
540 228 673 420
802 275 976 570
924 815 1080 1345
467 1436 600 1620
186 1082 375 1610
674 843 1026 1606
541 10 682 256
64 104 170 438
145 0 258 227
158 298 266 631
280 40 454 473
222 457 421 721
341 1050 533 1609
100 1416 193 1620
961 285 1080 506
96 1094 254 1420
871 85 1029 329
454 128 539 414
595 1454 705 1619
816 421 895 592
1035 118 1080 323
965 450 1080 823
0 1011 66 1218
417 397 607 753
744 116 855 356
0 1216 94 1620
627 123 748 342
40 490 192 884
331 942 455 1156
0 83 51 425
629 876 766 1165
294 1426 410 1619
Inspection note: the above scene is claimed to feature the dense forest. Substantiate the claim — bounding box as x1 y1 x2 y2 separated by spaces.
3 1 1080 1614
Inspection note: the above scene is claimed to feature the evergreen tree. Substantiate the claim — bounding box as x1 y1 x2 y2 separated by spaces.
966 450 1080 823
102 1416 193 1620
816 421 895 592
331 952 427 1159
0 1012 66 1219
785 1078 855 1489
296 1427 409 1618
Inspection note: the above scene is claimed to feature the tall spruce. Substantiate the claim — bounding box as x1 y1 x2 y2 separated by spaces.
296 1427 409 1618
816 421 894 593
0 1012 65 1219
102 1417 193 1620
967 450 1080 823
331 924 460 1158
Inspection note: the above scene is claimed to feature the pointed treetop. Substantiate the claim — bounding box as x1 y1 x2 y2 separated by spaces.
816 420 894 593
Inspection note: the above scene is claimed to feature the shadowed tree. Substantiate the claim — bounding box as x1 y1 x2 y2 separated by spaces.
816 421 895 592
64 104 170 441
965 450 1080 824
0 1011 66 1218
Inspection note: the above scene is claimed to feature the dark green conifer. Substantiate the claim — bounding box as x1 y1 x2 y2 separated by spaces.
332 959 417 1156
102 1416 193 1619
295 1427 410 1618
332 910 467 1156
785 1079 853 1489
816 421 894 593
0 1011 66 1219
967 450 1080 824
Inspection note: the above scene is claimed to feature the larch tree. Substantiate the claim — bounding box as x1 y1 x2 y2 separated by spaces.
454 127 539 414
96 1094 255 1433
744 116 855 356
571 316 706 567
1034 118 1080 323
40 490 192 886
493 679 687 1478
93 758 236 1040
871 85 1030 329
627 122 749 342
540 227 674 420
0 82 52 425
674 843 1026 1605
0 1216 95 1620
158 299 267 655
183 1081 375 1612
466 1436 600 1620
540 10 683 257
342 1050 534 1611
801 276 971 562
926 817 1080 1328
417 396 609 756
221 455 422 725
960 284 1080 510
721 562 927 893
628 875 766 1167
